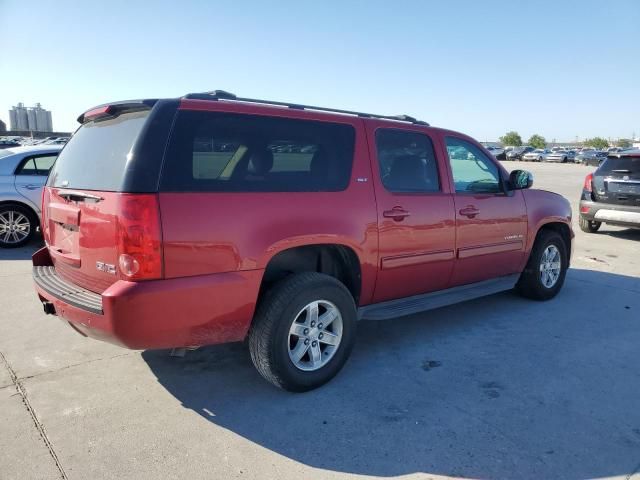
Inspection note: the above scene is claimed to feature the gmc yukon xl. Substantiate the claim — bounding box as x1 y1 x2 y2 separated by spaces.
32 91 573 391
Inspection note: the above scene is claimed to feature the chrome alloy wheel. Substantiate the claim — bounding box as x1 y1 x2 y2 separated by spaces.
288 300 343 372
539 245 561 288
0 210 31 244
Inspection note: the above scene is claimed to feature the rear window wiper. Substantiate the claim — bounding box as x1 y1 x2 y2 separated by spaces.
58 191 104 203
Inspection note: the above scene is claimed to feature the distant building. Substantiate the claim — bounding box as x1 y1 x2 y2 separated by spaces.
0 119 6 133
8 102 53 132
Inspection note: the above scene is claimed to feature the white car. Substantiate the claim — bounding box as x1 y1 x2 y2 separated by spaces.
545 150 576 163
0 145 62 247
522 149 550 162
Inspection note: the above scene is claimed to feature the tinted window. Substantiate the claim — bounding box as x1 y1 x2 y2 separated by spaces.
47 110 149 191
33 154 57 175
161 111 355 192
446 137 501 193
16 158 38 175
599 156 640 175
375 129 440 192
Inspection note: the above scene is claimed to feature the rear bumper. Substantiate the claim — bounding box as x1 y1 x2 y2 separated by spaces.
579 200 640 228
32 247 263 349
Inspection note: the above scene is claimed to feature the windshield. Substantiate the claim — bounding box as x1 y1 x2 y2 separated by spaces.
47 110 149 191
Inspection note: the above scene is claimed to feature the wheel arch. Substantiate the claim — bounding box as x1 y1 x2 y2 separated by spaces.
533 221 572 263
0 200 40 222
259 243 363 305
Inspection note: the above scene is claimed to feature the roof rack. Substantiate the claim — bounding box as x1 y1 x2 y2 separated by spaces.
182 90 429 126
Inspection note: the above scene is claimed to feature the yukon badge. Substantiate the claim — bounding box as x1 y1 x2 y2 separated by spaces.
96 261 116 275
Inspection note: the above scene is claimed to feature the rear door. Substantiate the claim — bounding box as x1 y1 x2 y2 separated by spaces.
14 153 58 210
44 108 154 293
592 154 640 207
367 123 456 302
444 135 528 286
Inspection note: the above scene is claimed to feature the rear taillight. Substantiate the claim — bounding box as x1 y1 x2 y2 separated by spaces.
116 194 163 281
583 173 593 192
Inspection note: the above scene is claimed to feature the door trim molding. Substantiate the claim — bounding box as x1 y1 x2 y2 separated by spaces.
458 240 523 259
381 249 455 270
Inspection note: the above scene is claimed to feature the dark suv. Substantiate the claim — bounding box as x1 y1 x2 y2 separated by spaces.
32 91 573 391
579 149 640 232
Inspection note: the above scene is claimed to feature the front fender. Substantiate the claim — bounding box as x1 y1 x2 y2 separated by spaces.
522 188 573 255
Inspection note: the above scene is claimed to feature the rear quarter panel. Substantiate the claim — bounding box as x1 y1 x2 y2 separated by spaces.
159 109 379 305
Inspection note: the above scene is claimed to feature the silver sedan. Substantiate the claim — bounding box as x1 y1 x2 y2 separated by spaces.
0 145 62 247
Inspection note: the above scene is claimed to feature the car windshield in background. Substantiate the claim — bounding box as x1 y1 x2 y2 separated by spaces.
47 110 149 191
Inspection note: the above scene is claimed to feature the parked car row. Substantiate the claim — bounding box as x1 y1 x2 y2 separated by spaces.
0 136 70 148
499 145 626 166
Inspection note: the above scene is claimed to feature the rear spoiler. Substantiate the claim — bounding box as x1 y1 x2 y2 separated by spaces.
77 99 158 124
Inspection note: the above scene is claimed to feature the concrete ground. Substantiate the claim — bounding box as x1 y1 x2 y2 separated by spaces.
1 162 639 480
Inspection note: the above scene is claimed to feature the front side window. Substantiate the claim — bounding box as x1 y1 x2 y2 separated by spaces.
161 111 355 192
375 129 440 193
445 137 501 194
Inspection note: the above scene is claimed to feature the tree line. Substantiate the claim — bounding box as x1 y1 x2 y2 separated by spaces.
498 131 632 150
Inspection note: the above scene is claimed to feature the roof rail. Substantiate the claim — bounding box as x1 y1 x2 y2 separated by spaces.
182 90 429 126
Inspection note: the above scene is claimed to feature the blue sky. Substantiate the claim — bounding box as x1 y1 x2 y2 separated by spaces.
1 0 638 141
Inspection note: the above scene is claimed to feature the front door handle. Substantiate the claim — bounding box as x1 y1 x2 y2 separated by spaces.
459 206 480 218
383 207 410 221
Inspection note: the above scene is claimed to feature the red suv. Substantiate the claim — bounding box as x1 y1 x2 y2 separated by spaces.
32 91 573 391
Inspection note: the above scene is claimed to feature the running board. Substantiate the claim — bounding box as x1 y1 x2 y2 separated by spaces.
358 274 520 321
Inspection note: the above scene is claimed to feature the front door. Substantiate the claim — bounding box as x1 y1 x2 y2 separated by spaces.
444 136 528 286
369 125 456 303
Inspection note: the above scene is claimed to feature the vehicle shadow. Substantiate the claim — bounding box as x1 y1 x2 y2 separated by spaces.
142 268 640 479
599 227 640 241
0 236 42 261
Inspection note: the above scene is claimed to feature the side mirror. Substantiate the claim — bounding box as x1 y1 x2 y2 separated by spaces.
509 169 533 190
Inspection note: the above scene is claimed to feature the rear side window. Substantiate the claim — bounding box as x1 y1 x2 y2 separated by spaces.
47 110 149 191
16 158 38 175
161 111 355 192
16 154 58 176
375 129 440 193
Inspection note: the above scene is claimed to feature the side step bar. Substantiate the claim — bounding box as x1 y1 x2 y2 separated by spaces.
357 274 519 321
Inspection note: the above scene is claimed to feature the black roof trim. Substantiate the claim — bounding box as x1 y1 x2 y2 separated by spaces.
182 90 429 126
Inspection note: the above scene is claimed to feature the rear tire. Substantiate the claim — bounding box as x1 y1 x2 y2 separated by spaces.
579 216 601 233
0 204 37 248
516 230 568 301
248 272 357 392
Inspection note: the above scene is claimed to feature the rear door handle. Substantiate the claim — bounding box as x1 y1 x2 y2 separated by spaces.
19 184 39 190
459 206 480 218
383 207 410 221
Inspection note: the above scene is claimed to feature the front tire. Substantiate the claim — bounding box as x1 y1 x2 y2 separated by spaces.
248 272 357 392
0 204 37 248
516 230 568 301
579 216 601 233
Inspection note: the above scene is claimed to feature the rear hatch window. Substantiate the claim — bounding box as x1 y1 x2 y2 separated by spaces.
593 155 640 206
48 110 149 191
